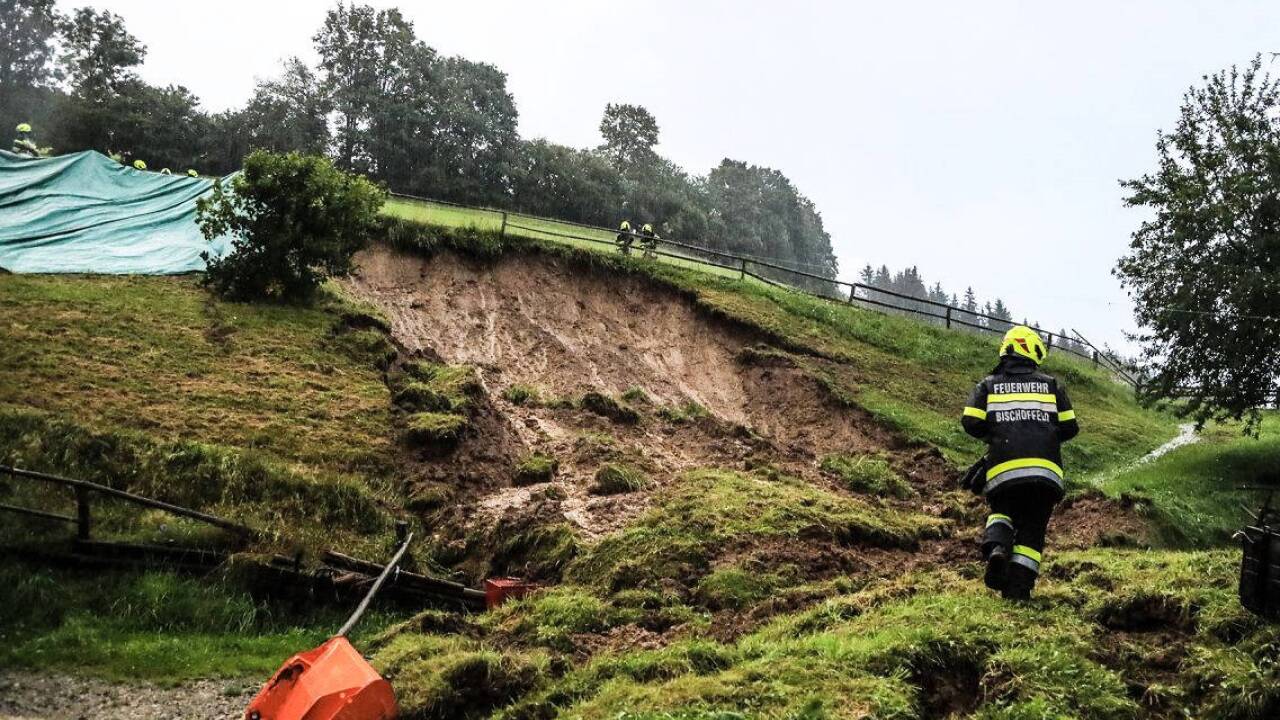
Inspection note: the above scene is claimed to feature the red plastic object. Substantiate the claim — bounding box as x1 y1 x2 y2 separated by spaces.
485 577 537 609
244 636 397 720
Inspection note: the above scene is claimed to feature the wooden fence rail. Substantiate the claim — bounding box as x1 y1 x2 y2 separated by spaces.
0 464 258 541
482 207 1135 384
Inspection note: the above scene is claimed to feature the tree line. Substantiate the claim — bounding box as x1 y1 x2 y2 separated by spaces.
1 0 838 283
856 263 1091 356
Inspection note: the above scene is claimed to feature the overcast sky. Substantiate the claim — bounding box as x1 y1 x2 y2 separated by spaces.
71 0 1279 351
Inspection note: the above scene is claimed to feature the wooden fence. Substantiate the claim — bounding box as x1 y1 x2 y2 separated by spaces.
390 192 1138 386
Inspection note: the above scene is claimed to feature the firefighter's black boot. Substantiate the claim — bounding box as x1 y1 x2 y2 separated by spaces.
981 514 1015 592
1002 561 1036 601
984 544 1009 591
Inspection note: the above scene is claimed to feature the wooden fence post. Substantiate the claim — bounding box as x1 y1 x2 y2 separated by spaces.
499 212 508 238
75 486 90 541
1092 349 1099 366
740 257 747 280
848 284 857 304
945 306 952 329
1046 332 1054 349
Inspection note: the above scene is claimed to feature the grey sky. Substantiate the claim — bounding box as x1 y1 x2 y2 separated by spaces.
73 0 1277 351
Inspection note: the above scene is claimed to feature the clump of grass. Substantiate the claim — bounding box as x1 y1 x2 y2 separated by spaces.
487 586 637 652
405 412 468 449
694 566 789 611
486 522 582 581
371 632 549 719
820 452 914 499
569 469 945 592
514 453 559 486
621 386 650 403
502 384 541 406
591 463 650 496
581 391 640 424
657 401 710 424
399 361 480 413
394 381 454 412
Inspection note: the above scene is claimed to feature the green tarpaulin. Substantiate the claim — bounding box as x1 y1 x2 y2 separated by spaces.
0 149 232 274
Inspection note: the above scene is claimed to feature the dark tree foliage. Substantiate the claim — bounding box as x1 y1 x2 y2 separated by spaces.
510 139 624 226
703 159 837 292
598 103 660 167
1116 56 1280 431
239 58 331 157
197 151 387 302
857 263 1014 331
54 8 149 157
106 80 208 171
0 0 62 138
58 8 144 97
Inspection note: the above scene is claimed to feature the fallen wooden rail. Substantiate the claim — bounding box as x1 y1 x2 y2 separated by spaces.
1 463 490 611
0 464 258 540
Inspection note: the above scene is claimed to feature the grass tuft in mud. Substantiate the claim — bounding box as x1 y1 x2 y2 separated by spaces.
591 463 650 496
405 411 469 449
514 453 559 486
820 452 915 499
569 468 946 593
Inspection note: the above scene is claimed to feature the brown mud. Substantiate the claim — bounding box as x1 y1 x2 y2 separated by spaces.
342 244 1145 599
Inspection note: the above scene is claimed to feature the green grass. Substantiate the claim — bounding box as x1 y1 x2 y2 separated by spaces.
0 275 392 475
371 549 1280 720
590 463 650 496
383 197 748 282
0 561 401 682
1097 419 1280 546
820 452 914 499
514 453 559 486
569 468 946 593
406 411 469 447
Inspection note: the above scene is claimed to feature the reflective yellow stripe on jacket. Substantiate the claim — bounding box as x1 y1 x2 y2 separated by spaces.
986 457 1063 481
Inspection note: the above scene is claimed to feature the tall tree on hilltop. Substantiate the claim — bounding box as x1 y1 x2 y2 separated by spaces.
58 8 144 98
56 8 147 155
313 3 415 172
598 103 660 169
0 0 62 140
241 58 331 157
419 55 519 204
1116 56 1280 431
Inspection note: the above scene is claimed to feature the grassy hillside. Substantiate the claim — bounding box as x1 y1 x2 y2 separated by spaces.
380 215 1179 477
1097 419 1280 547
4 208 1274 720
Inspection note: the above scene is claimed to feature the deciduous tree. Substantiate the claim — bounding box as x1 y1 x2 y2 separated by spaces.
1116 56 1280 430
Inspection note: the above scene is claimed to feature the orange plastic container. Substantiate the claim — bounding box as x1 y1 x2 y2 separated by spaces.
484 577 537 608
244 636 396 720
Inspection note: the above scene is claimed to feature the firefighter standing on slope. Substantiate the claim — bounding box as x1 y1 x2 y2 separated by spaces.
617 219 636 256
961 325 1078 600
639 222 660 259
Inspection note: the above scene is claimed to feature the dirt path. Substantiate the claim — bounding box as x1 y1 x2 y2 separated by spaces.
0 671 254 720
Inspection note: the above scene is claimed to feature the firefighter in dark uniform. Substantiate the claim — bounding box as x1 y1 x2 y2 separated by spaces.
12 123 39 156
616 219 635 256
961 325 1078 600
639 222 660 259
